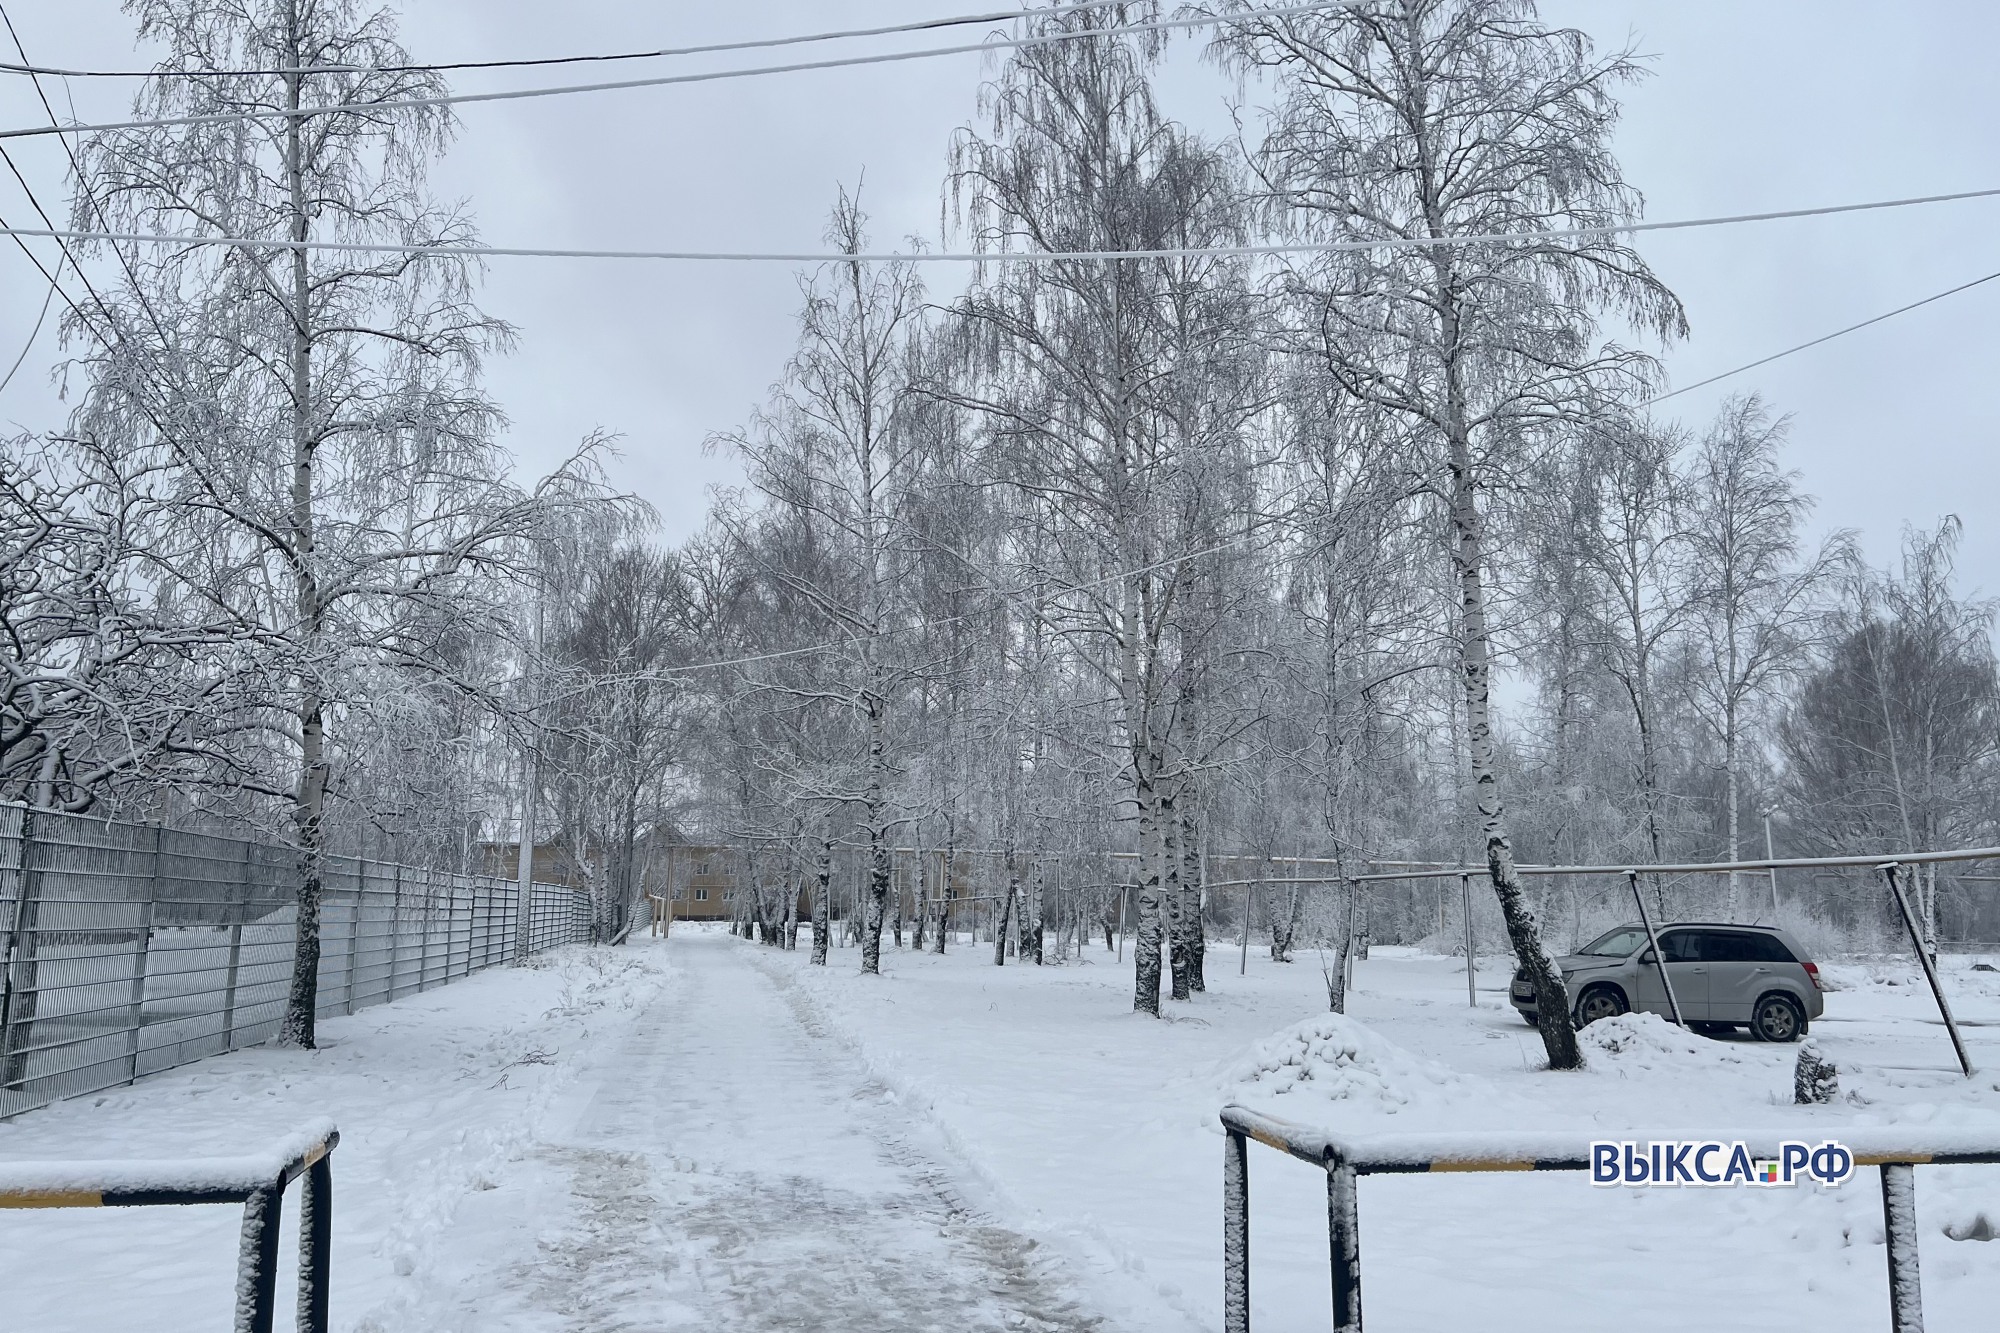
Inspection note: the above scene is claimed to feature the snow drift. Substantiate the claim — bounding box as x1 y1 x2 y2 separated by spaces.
1220 1012 1470 1117
1579 1011 1751 1072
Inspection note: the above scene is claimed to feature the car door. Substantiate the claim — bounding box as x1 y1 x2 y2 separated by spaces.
1703 931 1790 1023
1629 928 1710 1021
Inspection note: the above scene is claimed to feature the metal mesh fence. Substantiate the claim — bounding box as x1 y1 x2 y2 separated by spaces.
0 803 591 1119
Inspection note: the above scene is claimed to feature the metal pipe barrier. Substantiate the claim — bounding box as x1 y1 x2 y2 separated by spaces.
0 1119 339 1333
1350 849 1993 1077
1220 1104 1999 1333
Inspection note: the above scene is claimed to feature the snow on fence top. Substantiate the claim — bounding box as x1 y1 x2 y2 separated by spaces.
0 1117 337 1204
1218 1104 2000 1173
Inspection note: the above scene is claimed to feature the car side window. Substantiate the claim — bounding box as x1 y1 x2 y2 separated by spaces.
1743 933 1794 962
1699 931 1752 962
1658 930 1699 963
1701 932 1795 963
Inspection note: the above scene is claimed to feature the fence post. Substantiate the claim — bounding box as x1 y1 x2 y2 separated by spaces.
452 877 468 981
417 867 432 993
1881 863 1974 1077
388 863 404 999
479 880 496 968
222 840 250 1050
1326 1156 1362 1333
1223 1128 1250 1333
298 1149 334 1333
1879 1162 1925 1333
343 862 361 1015
0 807 43 1097
125 825 162 1085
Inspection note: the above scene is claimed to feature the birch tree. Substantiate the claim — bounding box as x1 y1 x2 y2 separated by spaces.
1215 0 1686 1066
718 192 927 977
68 0 585 1046
1682 396 1843 917
944 4 1268 1013
1578 420 1696 896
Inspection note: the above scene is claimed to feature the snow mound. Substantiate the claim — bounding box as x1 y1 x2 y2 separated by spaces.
1221 1013 1467 1116
1581 1012 1743 1068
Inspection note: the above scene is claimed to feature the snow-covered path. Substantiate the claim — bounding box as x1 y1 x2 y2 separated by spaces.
411 929 1105 1332
8 928 1997 1332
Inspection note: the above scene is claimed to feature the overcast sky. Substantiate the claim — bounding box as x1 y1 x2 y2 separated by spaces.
4 2 1997 591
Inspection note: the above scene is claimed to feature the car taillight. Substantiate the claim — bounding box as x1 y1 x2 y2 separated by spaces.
1802 960 1827 992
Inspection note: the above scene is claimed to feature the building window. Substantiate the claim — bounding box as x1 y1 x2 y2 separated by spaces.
694 887 709 901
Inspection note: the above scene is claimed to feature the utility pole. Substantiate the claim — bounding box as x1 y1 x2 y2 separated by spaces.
512 587 545 961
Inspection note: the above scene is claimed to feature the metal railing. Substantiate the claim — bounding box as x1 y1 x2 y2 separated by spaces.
0 1119 338 1333
1220 1104 2000 1333
1354 849 2000 1077
0 804 592 1119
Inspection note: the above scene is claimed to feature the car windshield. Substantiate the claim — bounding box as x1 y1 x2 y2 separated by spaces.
1576 926 1649 957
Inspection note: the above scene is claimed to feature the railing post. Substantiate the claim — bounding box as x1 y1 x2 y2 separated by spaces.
1460 872 1476 1008
1879 1162 1925 1333
1239 882 1252 977
233 1183 285 1333
1881 863 1974 1077
298 1149 334 1333
1327 1156 1362 1333
1224 1127 1250 1333
1627 869 1685 1027
125 825 162 1084
222 840 250 1049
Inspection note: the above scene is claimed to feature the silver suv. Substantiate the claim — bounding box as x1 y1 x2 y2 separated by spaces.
1509 923 1826 1042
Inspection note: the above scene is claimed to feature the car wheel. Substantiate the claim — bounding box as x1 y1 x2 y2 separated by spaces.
1521 1012 1540 1027
1749 993 1806 1043
1574 985 1628 1027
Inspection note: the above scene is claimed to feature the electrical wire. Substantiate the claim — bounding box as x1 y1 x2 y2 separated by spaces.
540 527 1271 693
0 5 154 347
0 258 56 395
0 2 1345 143
5 184 1998 265
0 0 1158 79
553 256 2000 685
1643 266 2000 406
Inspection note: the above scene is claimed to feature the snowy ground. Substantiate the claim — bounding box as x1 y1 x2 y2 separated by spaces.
4 927 1998 1332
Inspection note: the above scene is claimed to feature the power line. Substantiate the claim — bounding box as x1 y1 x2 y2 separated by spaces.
0 255 56 395
0 2 1343 143
0 0 1154 79
0 2 131 371
1644 266 2000 406
547 527 1270 692
579 257 2000 685
6 184 1999 265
